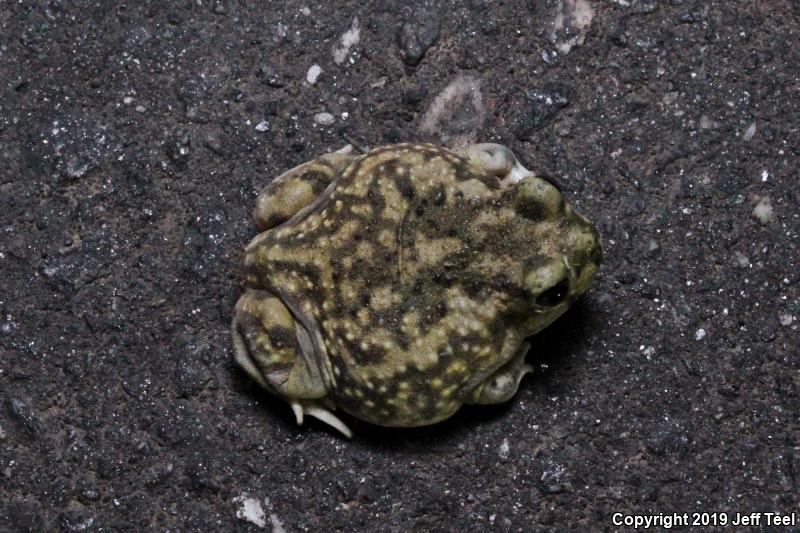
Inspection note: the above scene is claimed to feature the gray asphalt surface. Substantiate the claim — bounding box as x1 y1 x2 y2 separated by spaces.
1 1 798 531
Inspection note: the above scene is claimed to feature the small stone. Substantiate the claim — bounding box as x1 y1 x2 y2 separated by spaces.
0 422 6 440
549 0 595 55
60 510 95 532
779 313 793 326
742 121 757 141
274 22 288 41
370 76 388 89
256 65 285 88
699 115 719 129
65 158 91 179
751 197 775 224
306 64 322 84
78 485 101 504
166 129 191 167
632 0 658 13
123 96 134 105
234 495 266 528
8 398 42 439
419 75 485 142
539 459 572 493
314 112 335 126
678 10 702 23
270 512 286 533
695 328 706 341
332 17 360 65
733 251 750 267
203 132 226 156
255 121 271 132
512 84 571 140
498 437 510 460
396 0 442 66
185 105 210 124
211 0 228 15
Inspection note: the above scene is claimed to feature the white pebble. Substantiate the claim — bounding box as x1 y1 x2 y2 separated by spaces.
306 64 322 84
733 251 750 267
751 197 775 225
234 496 266 528
255 121 270 132
742 121 757 141
695 328 706 341
699 115 718 129
498 437 510 460
271 513 286 533
123 96 134 105
332 17 360 65
779 313 793 326
314 112 335 126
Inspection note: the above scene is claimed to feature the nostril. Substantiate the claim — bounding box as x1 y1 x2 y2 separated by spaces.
535 279 570 307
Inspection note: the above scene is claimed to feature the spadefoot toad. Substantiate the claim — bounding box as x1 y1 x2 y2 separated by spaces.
233 143 601 437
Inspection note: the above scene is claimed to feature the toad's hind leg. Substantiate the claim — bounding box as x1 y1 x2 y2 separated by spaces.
232 289 353 437
467 342 534 405
253 145 357 230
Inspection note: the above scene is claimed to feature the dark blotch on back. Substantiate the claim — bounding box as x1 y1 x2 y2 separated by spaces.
395 171 415 199
339 333 388 366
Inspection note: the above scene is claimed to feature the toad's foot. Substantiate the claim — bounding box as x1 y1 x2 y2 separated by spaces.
468 341 533 405
252 146 357 231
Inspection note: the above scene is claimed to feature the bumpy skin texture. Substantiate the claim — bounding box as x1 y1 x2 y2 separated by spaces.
233 143 601 436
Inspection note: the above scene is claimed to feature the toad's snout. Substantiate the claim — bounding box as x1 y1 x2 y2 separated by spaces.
564 211 602 299
524 209 601 311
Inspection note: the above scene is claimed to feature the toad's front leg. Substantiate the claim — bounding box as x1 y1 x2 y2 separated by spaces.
467 341 533 405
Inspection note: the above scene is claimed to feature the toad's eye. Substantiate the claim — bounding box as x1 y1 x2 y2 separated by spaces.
535 279 570 307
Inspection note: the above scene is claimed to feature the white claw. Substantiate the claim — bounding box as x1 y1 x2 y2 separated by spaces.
305 404 353 439
291 401 304 425
289 400 353 438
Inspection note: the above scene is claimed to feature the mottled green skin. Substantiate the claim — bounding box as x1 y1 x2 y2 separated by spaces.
233 143 601 431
